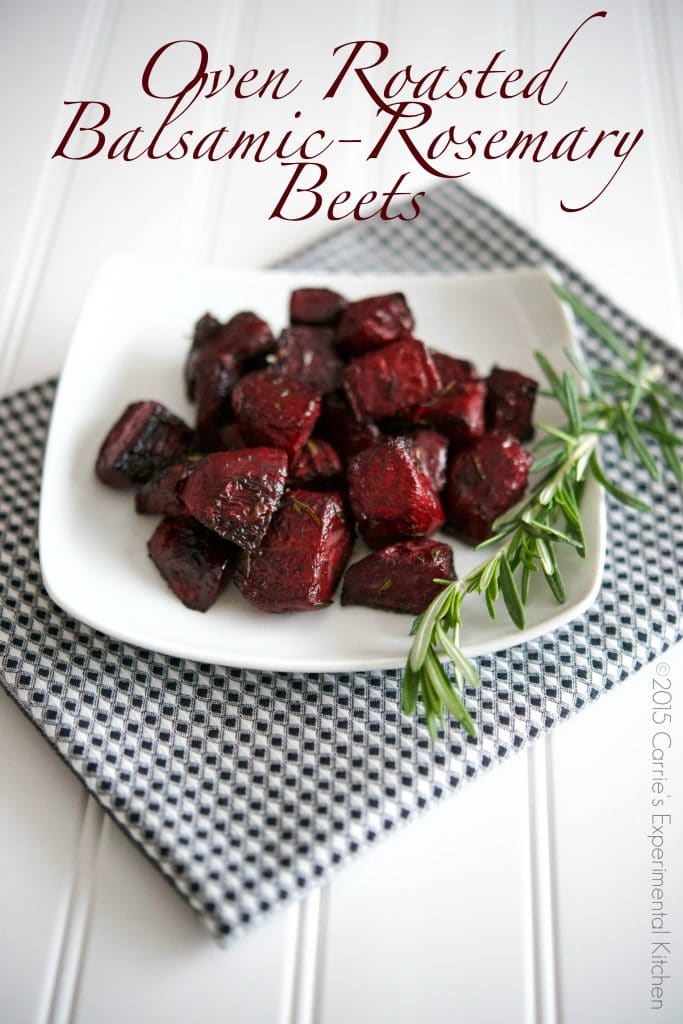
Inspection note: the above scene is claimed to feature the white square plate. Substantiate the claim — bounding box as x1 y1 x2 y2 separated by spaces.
40 257 605 671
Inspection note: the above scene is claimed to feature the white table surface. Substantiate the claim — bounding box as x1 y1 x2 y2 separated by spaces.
1 2 681 1022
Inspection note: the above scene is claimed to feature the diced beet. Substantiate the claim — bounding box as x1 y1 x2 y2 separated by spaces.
194 351 239 446
275 326 343 394
185 311 275 399
347 438 445 547
411 379 486 446
148 515 238 612
96 401 193 488
290 287 348 326
316 392 383 463
135 458 201 516
446 432 532 544
232 370 321 462
192 313 222 347
341 539 455 614
235 490 353 612
486 366 537 440
202 420 248 453
343 338 441 421
178 448 288 551
431 351 476 385
289 438 344 489
410 429 449 493
337 293 414 354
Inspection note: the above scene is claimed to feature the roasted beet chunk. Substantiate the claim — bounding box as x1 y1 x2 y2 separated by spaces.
185 311 275 398
411 379 486 446
342 539 455 614
275 326 343 394
192 313 222 347
343 338 441 421
316 392 383 463
486 366 537 440
446 432 531 544
289 438 344 489
232 371 321 462
148 515 238 612
337 292 414 354
235 490 352 612
135 458 200 516
96 401 192 488
194 352 239 447
178 448 288 551
410 429 449 493
202 420 248 454
347 438 445 547
431 351 476 386
290 287 348 326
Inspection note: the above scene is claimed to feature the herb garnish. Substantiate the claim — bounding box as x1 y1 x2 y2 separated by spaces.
402 285 683 741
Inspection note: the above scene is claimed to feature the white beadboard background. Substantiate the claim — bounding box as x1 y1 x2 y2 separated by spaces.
1 2 682 1022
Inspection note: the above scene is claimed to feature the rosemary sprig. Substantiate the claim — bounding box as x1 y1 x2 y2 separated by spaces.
403 284 683 741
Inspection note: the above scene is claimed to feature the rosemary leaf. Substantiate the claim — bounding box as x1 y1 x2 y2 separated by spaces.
425 650 477 737
435 624 480 690
499 556 525 629
589 451 650 512
531 449 566 475
651 381 683 413
562 372 582 435
409 584 455 672
401 663 420 716
536 537 554 575
621 407 660 479
544 566 566 603
552 283 631 362
534 351 563 393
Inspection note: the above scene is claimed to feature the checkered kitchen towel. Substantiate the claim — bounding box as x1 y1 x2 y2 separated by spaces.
1 182 681 942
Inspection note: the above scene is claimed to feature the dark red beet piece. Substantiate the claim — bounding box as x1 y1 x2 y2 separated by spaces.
337 292 414 354
411 379 486 446
341 539 455 614
343 338 441 421
446 432 532 544
347 438 445 547
202 420 248 453
290 287 348 326
486 366 537 440
147 515 238 612
232 370 321 462
96 401 192 488
410 429 449 493
431 351 476 385
192 313 222 347
275 326 343 394
178 448 288 551
194 352 239 446
316 392 383 464
185 311 275 398
135 457 201 516
235 490 353 612
289 438 344 489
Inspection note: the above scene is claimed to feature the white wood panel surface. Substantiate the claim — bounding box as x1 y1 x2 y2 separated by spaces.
0 689 88 1024
0 0 89 316
317 751 535 1024
70 818 299 1024
551 655 683 1023
0 2 681 1022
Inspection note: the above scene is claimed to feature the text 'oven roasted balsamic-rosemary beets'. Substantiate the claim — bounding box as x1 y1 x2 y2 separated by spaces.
95 288 537 614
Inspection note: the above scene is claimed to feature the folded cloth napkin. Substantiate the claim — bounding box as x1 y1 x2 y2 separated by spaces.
0 182 681 943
